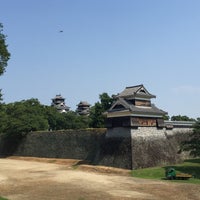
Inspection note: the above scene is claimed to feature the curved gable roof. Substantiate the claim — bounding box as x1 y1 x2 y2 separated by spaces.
117 84 156 99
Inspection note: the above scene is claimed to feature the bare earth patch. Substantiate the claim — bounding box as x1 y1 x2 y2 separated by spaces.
0 157 200 200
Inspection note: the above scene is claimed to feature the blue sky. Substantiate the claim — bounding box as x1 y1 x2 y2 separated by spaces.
0 0 200 118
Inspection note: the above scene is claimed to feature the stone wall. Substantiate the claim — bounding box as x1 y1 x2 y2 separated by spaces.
131 127 192 169
0 129 132 169
14 130 106 161
96 136 132 169
0 127 192 169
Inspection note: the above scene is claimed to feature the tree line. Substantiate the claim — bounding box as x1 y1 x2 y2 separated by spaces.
0 93 114 135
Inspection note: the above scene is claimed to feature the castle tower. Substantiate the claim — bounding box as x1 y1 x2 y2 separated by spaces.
76 101 91 115
51 94 70 113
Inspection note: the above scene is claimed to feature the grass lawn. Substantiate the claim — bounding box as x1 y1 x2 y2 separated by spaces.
131 159 200 184
0 197 8 200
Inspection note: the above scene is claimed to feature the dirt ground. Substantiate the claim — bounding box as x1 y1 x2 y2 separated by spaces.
0 157 200 200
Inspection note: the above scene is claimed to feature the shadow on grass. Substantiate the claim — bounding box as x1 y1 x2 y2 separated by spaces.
184 158 200 164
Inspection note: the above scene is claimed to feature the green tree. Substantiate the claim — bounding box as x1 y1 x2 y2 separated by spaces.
44 107 90 130
62 111 90 129
171 115 195 121
0 103 8 133
89 102 105 128
0 99 91 135
99 93 114 110
181 119 200 157
1 99 48 136
0 23 10 102
0 23 10 76
0 99 49 154
44 106 64 130
163 115 170 120
89 93 114 128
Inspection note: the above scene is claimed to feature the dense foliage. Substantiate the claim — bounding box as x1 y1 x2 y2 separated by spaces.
46 108 90 130
0 92 114 136
171 115 195 121
89 93 114 128
0 23 10 76
163 115 170 120
0 23 10 100
0 99 48 136
181 119 200 157
0 98 92 136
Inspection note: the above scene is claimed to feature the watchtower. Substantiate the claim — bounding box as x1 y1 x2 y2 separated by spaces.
106 84 167 129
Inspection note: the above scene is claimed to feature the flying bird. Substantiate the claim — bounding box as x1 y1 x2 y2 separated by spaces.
59 30 63 33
